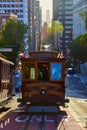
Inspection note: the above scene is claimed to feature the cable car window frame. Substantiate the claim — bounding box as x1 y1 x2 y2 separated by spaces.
23 62 36 80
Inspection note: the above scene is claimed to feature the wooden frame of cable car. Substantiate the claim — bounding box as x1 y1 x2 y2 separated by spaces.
18 51 69 106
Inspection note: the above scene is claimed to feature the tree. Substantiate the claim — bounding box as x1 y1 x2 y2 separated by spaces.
2 17 28 48
0 17 29 65
47 20 64 50
70 33 87 63
47 20 64 34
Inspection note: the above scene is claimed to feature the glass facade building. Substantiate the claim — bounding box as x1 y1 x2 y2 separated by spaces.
0 0 28 24
73 0 87 39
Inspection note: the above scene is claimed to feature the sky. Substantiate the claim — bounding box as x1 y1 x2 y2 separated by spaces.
39 0 52 23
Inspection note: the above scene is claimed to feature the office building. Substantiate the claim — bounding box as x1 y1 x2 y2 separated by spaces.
0 12 17 30
73 0 87 39
28 0 41 51
53 0 73 56
0 0 28 24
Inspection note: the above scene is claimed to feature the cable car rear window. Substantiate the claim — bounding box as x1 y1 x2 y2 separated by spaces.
51 63 62 80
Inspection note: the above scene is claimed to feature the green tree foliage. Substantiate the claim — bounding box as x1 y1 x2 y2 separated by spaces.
0 17 28 65
47 20 64 34
70 33 87 63
2 17 28 48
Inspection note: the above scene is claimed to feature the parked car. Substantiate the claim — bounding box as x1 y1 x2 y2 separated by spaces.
67 68 76 75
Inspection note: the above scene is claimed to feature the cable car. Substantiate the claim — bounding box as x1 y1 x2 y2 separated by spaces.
18 51 69 106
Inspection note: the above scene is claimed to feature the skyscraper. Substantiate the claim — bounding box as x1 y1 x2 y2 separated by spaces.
53 0 73 56
73 0 87 39
28 0 41 51
0 0 28 24
46 9 50 27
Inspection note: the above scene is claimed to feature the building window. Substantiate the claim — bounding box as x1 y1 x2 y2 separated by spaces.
15 4 19 7
12 10 14 13
7 0 10 2
20 15 23 18
2 18 6 24
7 4 10 7
7 10 10 13
20 4 23 7
16 0 20 2
12 4 15 7
16 10 19 13
3 4 6 7
20 10 23 13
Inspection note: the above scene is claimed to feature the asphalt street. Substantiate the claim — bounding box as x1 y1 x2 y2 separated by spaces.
65 74 87 99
